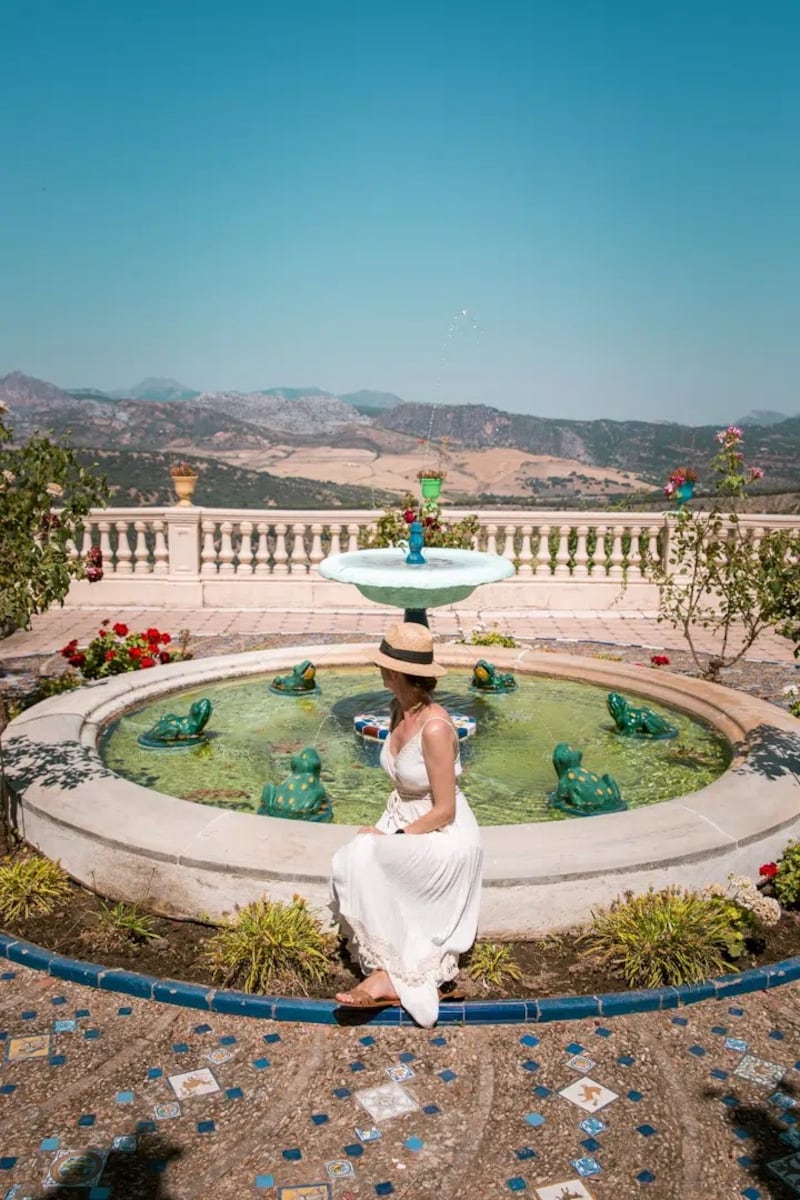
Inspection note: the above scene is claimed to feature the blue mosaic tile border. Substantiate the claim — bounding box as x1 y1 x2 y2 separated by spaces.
3 931 800 1025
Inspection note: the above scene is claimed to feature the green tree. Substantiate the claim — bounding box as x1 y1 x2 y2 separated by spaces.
0 401 108 634
650 425 798 681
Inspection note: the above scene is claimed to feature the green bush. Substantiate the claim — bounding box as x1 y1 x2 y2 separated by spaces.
578 886 748 988
204 895 335 995
467 941 522 988
774 841 800 907
0 855 72 923
359 493 480 551
468 630 518 648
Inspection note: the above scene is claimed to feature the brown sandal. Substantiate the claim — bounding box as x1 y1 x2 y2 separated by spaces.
335 986 400 1010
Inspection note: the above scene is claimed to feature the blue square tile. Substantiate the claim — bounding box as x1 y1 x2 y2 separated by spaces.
711 1026 728 1035
770 1030 785 1041
54 1019 76 1033
263 1033 281 1044
194 1023 212 1034
637 1171 656 1183
282 1147 302 1161
566 1042 584 1054
21 1010 36 1020
75 1009 90 1018
672 1016 689 1026
0 972 16 980
582 1137 601 1152
628 1091 643 1102
50 1054 66 1066
438 1069 457 1082
359 1035 375 1046
520 1034 539 1047
0 1158 17 1170
729 1006 745 1016
422 1103 441 1115
137 1120 157 1134
741 1189 761 1200
51 996 67 1006
618 1054 635 1066
344 1143 364 1157
254 1175 274 1190
311 1113 329 1125
522 1060 539 1072
333 1087 351 1099
78 1114 96 1126
0 1085 17 1095
89 1189 111 1200
689 1045 706 1057
219 1035 237 1045
430 1036 447 1046
375 1184 394 1197
350 1060 365 1072
524 1112 545 1127
147 1067 163 1079
116 1091 134 1104
117 1006 133 1016
197 1120 215 1134
515 1146 536 1160
637 1124 657 1137
595 1027 612 1038
533 1085 551 1099
252 1057 270 1070
571 1155 601 1176
405 1137 424 1151
84 1029 101 1040
399 1051 415 1062
711 1069 729 1080
172 1042 189 1054
738 1156 754 1168
226 1087 244 1100
39 1137 60 1152
734 1127 753 1141
723 1095 740 1109
506 1179 527 1192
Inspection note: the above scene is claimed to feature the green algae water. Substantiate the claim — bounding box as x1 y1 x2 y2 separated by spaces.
100 668 731 826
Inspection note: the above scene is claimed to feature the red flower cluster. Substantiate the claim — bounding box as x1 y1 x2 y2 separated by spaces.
759 863 778 879
60 623 181 680
650 654 670 667
84 544 103 584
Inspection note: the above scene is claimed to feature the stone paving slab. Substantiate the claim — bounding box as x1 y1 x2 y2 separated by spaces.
2 964 800 1198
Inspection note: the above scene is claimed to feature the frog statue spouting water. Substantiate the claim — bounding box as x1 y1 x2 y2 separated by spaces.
470 659 517 693
550 742 627 817
137 698 213 749
268 660 319 696
257 747 332 822
606 691 679 740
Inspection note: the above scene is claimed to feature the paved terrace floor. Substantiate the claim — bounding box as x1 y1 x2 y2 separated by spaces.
1 605 799 1199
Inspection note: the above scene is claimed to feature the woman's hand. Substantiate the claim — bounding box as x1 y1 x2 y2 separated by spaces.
357 826 385 835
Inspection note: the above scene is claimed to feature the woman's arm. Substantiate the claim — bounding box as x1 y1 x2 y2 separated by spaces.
404 717 458 834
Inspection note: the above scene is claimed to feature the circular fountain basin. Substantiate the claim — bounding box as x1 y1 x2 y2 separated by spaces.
318 548 516 608
3 643 800 936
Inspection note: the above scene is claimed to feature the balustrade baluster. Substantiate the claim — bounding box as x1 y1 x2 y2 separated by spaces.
554 525 571 578
485 524 498 555
329 524 342 557
97 522 113 574
346 523 360 552
152 520 168 575
133 521 150 574
238 521 255 575
254 522 270 576
501 524 516 564
114 520 133 574
535 524 551 576
626 525 643 580
572 525 589 578
272 524 289 575
290 523 309 574
517 524 533 575
218 522 235 576
200 520 218 576
643 524 660 576
309 523 324 572
608 525 625 581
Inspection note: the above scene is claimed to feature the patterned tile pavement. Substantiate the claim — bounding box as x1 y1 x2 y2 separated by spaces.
2 606 799 1197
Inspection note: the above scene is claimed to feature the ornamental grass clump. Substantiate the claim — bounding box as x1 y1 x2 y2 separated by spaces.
579 886 748 989
467 941 522 989
204 895 336 995
91 902 159 950
0 855 72 924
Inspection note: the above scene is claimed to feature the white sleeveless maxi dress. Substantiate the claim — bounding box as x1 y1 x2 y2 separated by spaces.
330 715 483 1027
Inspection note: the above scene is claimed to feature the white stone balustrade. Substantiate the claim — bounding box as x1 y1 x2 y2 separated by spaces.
63 506 800 612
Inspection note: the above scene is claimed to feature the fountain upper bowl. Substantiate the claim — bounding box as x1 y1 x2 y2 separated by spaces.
318 548 516 609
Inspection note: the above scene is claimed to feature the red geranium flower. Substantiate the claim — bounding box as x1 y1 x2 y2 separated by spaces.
140 655 156 668
104 650 116 661
160 632 171 645
403 509 416 524
60 639 78 657
145 627 161 642
101 619 110 626
159 650 171 664
68 653 86 667
759 863 778 878
129 647 142 660
650 654 670 667
112 622 129 637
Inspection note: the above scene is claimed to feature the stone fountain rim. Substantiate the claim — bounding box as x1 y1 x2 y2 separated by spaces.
4 642 798 909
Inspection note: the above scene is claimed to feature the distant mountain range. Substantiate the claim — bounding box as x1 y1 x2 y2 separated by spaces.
2 369 800 503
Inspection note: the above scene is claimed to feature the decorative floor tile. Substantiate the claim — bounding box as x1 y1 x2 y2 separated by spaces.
6 1034 51 1061
567 1055 595 1074
768 1150 800 1190
326 1159 355 1179
559 1078 619 1113
571 1156 602 1177
354 1082 419 1123
154 1101 181 1121
579 1117 607 1136
355 1126 382 1143
386 1064 415 1082
535 1181 596 1200
733 1055 785 1087
54 1019 76 1033
168 1067 220 1099
277 1187 331 1200
206 1048 234 1065
111 1135 136 1152
43 1147 108 1189
725 1037 748 1053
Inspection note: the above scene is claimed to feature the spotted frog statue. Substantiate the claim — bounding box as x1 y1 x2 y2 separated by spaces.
138 698 213 748
258 747 332 822
550 742 626 817
471 659 517 693
268 660 319 696
607 691 678 739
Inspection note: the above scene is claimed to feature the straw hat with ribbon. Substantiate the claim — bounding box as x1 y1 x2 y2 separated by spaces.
371 622 447 678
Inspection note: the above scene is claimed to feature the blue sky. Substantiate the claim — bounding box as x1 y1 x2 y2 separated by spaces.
1 0 798 422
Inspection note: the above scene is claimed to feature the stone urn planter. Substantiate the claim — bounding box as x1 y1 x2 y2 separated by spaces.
170 467 199 507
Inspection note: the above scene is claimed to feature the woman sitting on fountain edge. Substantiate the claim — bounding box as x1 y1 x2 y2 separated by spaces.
330 622 483 1027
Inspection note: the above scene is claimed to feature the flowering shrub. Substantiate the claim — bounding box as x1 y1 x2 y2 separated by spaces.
0 400 108 634
664 466 697 498
713 426 764 496
60 621 190 680
359 493 479 551
767 840 800 908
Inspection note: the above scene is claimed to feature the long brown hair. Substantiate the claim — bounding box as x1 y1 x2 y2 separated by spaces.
389 674 437 730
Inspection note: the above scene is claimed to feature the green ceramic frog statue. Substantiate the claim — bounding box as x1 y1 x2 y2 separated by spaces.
606 691 678 739
471 659 517 693
268 660 319 696
550 742 627 816
258 747 332 822
137 698 213 749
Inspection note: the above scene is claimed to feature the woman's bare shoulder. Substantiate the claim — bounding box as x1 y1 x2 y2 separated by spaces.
421 706 458 738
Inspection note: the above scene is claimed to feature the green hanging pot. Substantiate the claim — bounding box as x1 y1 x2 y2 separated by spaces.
419 474 444 501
